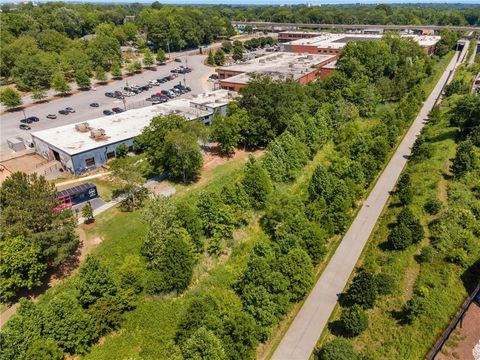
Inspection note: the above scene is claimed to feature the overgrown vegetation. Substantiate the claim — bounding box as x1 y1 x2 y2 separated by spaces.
317 65 480 359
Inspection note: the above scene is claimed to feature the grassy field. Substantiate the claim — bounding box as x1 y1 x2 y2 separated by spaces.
317 85 479 359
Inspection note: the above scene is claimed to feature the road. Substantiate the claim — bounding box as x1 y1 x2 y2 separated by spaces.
232 20 480 32
0 55 214 159
271 47 467 360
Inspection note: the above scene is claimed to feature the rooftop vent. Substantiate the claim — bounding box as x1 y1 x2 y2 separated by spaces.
75 122 91 132
259 59 265 63
90 128 108 140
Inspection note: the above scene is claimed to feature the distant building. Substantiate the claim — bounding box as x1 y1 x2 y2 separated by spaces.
278 31 326 43
216 52 336 92
31 90 235 175
284 32 441 56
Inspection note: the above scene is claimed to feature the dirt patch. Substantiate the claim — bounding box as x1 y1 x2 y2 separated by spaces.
435 302 480 360
402 260 420 300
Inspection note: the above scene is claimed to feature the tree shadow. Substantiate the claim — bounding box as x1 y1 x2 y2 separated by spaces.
327 320 348 337
391 307 409 325
461 257 480 295
427 129 459 143
6 106 26 113
33 99 49 104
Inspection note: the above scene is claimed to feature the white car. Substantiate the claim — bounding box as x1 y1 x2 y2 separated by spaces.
149 80 159 86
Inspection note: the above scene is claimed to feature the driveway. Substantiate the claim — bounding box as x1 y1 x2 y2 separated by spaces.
271 46 467 360
0 54 214 158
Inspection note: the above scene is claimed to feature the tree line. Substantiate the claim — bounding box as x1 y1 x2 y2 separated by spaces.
0 2 233 96
219 4 480 26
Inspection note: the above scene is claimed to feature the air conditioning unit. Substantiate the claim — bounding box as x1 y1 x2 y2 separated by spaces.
90 128 106 140
75 122 91 132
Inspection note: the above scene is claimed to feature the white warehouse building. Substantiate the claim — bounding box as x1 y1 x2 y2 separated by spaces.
31 90 235 175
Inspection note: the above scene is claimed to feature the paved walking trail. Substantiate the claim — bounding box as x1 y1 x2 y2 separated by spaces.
271 47 467 360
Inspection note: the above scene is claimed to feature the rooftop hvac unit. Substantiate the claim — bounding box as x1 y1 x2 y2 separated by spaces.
289 62 294 68
90 128 106 140
75 122 91 132
259 59 265 63
215 99 223 103
307 55 313 60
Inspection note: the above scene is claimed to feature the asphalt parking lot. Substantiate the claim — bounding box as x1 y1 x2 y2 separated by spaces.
0 54 214 158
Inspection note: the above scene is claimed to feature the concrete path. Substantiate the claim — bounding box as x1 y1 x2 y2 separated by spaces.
271 48 466 360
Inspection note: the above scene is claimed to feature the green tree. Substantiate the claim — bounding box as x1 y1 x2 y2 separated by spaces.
31 87 47 102
278 248 314 301
115 144 129 158
0 87 22 109
151 228 196 293
402 296 426 324
12 52 55 91
119 255 144 294
241 155 272 209
51 71 70 94
42 293 97 354
452 140 476 177
0 299 44 359
316 338 359 360
222 41 232 53
77 256 117 307
182 327 227 360
343 269 378 309
156 49 167 63
396 173 413 205
110 62 122 79
0 236 46 303
232 40 244 61
210 112 242 156
339 305 369 337
75 68 91 89
81 203 94 224
0 172 78 272
87 296 123 335
87 34 121 70
308 164 334 201
388 223 413 250
207 50 215 66
94 65 107 83
221 311 260 360
214 49 226 66
424 197 442 215
143 48 155 68
26 339 64 360
161 129 203 183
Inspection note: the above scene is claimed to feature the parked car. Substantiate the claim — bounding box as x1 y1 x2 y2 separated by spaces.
19 124 31 130
103 110 114 116
65 107 75 113
27 116 40 122
20 118 33 124
58 109 69 115
149 80 159 86
174 58 182 63
90 103 99 107
105 92 115 98
112 107 124 113
46 114 57 119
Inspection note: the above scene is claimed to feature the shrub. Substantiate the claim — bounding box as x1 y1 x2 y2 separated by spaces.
316 338 359 360
401 296 426 324
115 144 129 158
339 304 369 337
396 173 413 205
343 269 378 309
416 246 435 263
424 198 442 215
182 327 226 360
77 256 117 307
375 273 395 296
388 223 413 250
26 339 64 360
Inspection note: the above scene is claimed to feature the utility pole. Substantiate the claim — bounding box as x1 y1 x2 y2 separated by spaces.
167 40 171 60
